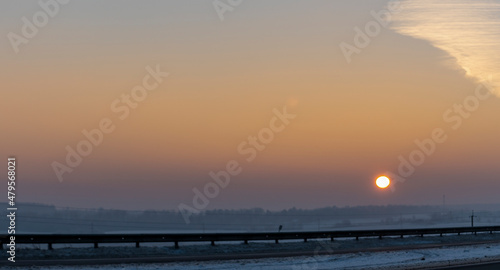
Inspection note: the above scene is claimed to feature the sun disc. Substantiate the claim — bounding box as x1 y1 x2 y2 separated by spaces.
376 176 390 189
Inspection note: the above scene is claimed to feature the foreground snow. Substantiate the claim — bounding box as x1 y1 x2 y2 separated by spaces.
5 242 500 269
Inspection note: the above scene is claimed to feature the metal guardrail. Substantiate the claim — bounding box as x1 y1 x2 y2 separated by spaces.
1 226 499 249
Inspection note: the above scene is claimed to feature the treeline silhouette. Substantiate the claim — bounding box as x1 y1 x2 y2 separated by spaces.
5 203 500 234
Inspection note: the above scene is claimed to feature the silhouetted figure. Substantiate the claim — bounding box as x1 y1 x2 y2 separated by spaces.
278 225 283 232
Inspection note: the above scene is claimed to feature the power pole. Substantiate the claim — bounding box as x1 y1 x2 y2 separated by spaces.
470 210 476 227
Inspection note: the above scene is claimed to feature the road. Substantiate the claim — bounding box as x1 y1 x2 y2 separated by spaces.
435 262 500 270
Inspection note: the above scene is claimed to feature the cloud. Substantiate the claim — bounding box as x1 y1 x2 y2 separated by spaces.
392 0 500 95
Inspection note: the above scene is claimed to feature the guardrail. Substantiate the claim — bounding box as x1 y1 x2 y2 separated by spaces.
1 226 499 250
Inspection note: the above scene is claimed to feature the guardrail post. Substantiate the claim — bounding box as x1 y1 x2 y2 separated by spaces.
400 235 403 238
136 242 140 248
48 243 53 250
211 241 215 246
420 234 423 238
275 239 279 244
356 236 359 241
490 231 493 234
304 238 307 243
440 233 443 237
244 240 248 245
379 235 382 239
94 242 98 248
174 241 179 249
330 237 334 242
458 232 460 236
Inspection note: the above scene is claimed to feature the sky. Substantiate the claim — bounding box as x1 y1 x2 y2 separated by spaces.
1 0 500 211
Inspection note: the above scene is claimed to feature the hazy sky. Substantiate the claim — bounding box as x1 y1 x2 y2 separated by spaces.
2 0 500 210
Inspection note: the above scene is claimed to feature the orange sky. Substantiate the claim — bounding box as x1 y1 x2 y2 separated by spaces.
1 0 500 210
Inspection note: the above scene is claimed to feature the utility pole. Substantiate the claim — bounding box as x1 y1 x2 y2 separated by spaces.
470 210 476 227
442 195 446 222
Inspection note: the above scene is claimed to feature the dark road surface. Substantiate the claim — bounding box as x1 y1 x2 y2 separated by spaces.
434 262 500 270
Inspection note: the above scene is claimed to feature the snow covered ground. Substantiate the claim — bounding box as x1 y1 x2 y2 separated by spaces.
157 243 500 270
4 242 500 270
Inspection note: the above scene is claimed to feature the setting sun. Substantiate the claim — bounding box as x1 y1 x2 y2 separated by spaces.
376 176 391 189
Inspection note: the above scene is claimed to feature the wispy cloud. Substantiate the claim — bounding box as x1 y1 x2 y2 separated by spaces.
392 0 500 95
